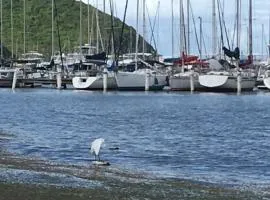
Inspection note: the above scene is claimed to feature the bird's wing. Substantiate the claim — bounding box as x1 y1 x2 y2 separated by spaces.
90 138 105 155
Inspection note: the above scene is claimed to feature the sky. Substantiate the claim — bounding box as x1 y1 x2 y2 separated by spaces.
82 0 270 58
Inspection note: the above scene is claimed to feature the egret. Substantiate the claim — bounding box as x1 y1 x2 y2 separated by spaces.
90 138 105 161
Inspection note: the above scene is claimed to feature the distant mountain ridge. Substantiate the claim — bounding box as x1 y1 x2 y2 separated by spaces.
1 0 155 59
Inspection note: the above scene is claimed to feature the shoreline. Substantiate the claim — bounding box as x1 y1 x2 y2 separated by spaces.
0 151 264 200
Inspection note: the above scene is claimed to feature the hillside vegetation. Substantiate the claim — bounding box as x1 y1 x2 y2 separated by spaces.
1 0 155 59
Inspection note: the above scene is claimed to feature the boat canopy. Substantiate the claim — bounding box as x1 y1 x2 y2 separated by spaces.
85 52 106 61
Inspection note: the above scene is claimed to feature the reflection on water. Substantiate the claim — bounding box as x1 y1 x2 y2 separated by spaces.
1 89 270 186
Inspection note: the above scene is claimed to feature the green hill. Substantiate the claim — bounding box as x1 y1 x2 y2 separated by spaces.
1 0 155 59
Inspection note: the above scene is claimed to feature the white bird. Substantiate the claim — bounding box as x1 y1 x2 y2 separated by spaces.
90 138 105 161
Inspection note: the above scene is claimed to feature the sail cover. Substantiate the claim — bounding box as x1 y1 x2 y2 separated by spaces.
222 47 240 59
86 52 106 61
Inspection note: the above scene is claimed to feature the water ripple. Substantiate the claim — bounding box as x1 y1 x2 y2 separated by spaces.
1 89 270 186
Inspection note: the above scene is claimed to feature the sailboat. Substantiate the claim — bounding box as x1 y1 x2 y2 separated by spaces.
72 0 117 90
261 15 270 89
262 62 270 89
169 0 203 91
72 51 117 90
115 0 167 91
198 0 255 92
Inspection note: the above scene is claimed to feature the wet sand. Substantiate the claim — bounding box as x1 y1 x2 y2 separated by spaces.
0 133 266 200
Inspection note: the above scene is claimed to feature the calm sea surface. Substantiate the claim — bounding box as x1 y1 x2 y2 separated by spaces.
1 88 270 186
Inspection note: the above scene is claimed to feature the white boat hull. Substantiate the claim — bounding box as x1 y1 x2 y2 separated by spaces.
199 74 255 92
72 73 117 90
170 73 202 91
263 77 270 89
116 71 167 91
199 74 228 87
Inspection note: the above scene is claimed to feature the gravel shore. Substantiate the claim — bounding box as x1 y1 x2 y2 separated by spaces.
0 151 264 200
0 132 266 200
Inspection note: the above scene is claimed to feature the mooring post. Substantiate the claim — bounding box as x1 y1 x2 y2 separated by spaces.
145 69 150 91
12 68 18 90
190 70 194 92
56 65 62 89
103 68 108 92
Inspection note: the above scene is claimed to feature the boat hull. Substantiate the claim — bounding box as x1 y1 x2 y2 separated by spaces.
116 71 167 91
170 73 202 91
72 74 117 90
198 75 255 92
263 77 270 89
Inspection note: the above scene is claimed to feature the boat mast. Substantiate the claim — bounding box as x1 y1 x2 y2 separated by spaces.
11 0 14 58
87 0 90 54
186 0 190 55
199 16 202 63
24 0 26 54
268 13 270 57
262 24 264 59
103 0 106 50
157 1 160 52
90 0 95 49
109 0 115 56
0 0 2 61
180 0 184 55
135 0 139 70
180 0 184 53
142 0 146 59
180 0 185 72
96 0 99 53
52 0 54 57
80 0 82 57
248 0 252 60
171 0 174 58
236 0 240 48
212 0 217 56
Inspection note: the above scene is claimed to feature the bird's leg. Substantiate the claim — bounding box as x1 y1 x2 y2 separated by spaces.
98 155 100 161
95 155 97 161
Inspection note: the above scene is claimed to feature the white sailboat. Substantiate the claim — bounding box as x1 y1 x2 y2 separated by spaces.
72 0 117 90
170 69 201 91
115 0 167 91
198 0 256 92
116 67 167 91
199 70 256 92
261 15 270 89
168 0 201 91
262 60 270 89
72 65 117 90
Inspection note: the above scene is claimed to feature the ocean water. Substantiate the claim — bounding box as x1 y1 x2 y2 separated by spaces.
1 88 270 187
